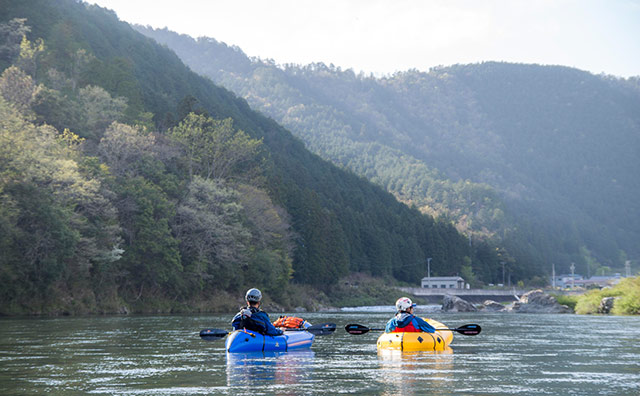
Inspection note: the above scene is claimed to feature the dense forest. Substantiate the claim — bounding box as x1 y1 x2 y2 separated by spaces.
137 26 640 281
0 0 500 315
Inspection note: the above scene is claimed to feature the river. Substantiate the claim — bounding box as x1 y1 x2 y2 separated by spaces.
1 309 639 395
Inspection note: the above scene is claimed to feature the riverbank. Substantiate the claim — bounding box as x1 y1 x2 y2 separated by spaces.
0 273 409 316
547 276 639 315
4 275 637 317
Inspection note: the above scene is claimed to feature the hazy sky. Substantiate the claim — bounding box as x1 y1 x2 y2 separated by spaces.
89 0 640 77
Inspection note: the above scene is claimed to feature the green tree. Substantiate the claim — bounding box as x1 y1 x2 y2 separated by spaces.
0 18 30 66
16 35 44 78
0 98 121 312
236 184 294 297
172 177 251 292
98 122 156 177
0 66 40 115
77 85 127 139
169 113 263 181
114 176 182 297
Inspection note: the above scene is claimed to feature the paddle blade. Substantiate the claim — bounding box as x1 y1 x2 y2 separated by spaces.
454 324 481 336
307 323 337 336
199 328 228 340
344 324 370 335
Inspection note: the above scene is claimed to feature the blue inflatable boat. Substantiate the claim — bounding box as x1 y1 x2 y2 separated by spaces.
225 329 315 353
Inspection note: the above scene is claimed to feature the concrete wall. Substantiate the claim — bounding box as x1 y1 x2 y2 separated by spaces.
399 287 527 303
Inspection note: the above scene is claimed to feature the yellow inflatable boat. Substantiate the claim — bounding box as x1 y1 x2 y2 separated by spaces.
376 318 453 351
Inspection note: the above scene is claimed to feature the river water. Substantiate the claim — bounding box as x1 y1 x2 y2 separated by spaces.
1 309 639 395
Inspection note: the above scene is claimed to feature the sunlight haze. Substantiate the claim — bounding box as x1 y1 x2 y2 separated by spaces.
89 0 640 77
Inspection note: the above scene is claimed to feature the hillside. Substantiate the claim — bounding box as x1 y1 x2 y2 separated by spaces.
0 0 489 314
136 26 640 278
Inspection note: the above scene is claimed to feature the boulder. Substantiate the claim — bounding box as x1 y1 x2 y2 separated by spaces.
442 294 478 312
480 300 506 312
503 289 571 313
598 297 616 314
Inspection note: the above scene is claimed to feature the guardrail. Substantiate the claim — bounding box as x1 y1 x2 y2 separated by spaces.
399 287 527 298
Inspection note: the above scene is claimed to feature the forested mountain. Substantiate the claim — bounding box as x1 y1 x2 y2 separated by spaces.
0 0 490 314
137 26 640 280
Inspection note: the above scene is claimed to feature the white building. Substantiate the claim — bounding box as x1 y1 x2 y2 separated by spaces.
421 276 465 289
551 273 583 288
550 273 621 289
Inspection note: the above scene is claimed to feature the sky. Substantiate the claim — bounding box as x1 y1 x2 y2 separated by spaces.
88 0 640 78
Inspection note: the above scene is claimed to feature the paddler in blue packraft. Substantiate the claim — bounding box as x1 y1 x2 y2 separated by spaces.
232 288 283 336
385 297 436 333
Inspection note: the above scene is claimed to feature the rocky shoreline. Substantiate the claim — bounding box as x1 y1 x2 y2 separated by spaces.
441 289 573 313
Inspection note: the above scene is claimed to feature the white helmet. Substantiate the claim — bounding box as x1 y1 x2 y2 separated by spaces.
395 297 416 312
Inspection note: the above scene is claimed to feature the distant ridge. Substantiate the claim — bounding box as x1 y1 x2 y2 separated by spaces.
137 25 640 278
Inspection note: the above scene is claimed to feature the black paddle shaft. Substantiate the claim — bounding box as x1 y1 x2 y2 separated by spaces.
305 322 337 335
199 322 337 340
199 328 229 339
344 323 481 336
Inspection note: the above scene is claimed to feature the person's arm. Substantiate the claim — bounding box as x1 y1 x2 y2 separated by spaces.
256 312 283 336
413 316 436 333
384 318 397 333
232 308 264 332
231 312 243 330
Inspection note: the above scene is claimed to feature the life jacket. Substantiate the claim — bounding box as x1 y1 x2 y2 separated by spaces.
390 313 421 332
273 315 305 329
238 306 268 334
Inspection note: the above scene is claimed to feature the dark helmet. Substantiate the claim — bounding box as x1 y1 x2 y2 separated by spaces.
245 288 262 303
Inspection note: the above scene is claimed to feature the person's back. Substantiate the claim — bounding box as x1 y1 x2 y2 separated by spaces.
231 288 283 336
385 297 435 333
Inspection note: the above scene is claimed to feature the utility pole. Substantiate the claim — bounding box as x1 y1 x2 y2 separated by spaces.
501 261 505 286
552 263 556 288
570 262 575 289
427 258 432 288
626 260 631 277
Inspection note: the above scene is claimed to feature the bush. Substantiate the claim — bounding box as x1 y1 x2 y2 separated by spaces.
551 294 579 311
574 276 639 315
574 290 608 314
611 277 640 315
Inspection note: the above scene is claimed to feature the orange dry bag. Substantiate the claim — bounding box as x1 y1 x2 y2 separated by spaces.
273 316 305 329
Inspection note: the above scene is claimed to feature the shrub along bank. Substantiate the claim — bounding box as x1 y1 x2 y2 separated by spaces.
574 276 640 315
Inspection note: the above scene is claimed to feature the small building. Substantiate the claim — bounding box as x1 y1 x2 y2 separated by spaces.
574 274 622 288
551 274 583 288
421 276 465 289
551 273 621 289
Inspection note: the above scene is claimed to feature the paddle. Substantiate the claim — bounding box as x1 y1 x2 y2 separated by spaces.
307 322 337 335
344 323 481 336
199 328 230 339
199 322 336 340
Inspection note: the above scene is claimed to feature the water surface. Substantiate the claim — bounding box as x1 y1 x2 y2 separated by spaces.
1 311 638 395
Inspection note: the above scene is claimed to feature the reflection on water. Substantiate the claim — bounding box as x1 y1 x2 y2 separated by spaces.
226 350 315 390
377 348 454 396
0 312 639 395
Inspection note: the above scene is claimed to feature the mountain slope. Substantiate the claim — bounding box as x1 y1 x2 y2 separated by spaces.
137 26 640 277
0 0 486 315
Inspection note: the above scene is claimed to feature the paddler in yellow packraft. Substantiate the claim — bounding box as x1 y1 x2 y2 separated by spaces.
385 297 436 333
